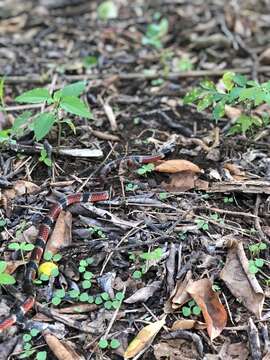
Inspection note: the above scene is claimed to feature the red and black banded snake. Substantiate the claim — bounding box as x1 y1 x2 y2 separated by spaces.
0 148 172 333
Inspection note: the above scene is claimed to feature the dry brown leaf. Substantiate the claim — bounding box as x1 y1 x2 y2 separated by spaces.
124 281 161 304
186 278 227 340
164 271 193 313
224 163 247 181
5 260 26 274
195 178 209 190
124 317 166 359
260 48 270 65
162 171 196 192
218 339 249 360
46 210 72 255
155 160 201 174
44 332 84 360
154 339 200 360
3 180 40 201
171 319 206 331
220 240 264 319
225 105 242 120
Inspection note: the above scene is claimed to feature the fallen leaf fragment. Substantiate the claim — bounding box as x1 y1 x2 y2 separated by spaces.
3 180 40 201
186 278 227 340
46 210 72 254
5 260 26 274
225 105 242 120
154 339 200 360
155 159 201 174
44 332 84 360
220 240 264 319
124 281 161 304
218 339 249 360
162 171 196 192
171 319 206 331
124 317 166 358
164 271 193 313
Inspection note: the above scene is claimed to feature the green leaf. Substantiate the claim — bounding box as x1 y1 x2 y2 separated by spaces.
213 102 225 121
52 296 61 306
62 81 87 97
197 94 213 111
83 56 98 69
97 1 118 20
200 80 216 90
222 72 235 91
132 270 142 279
259 243 267 250
21 243 35 252
68 290 80 298
16 88 51 104
0 273 16 285
0 77 5 104
238 87 256 101
0 130 10 142
32 112 56 141
82 280 92 289
233 74 247 87
8 243 20 251
98 338 109 349
183 88 201 104
95 296 103 305
79 292 89 302
112 300 120 309
55 289 65 298
104 300 113 309
182 306 191 317
36 351 47 360
110 339 121 349
255 258 264 268
12 111 32 136
83 271 93 280
60 96 92 118
236 115 253 134
0 261 7 273
80 259 88 267
248 261 258 274
44 251 53 261
88 295 94 303
192 306 201 315
30 328 39 337
53 254 62 262
115 292 124 301
23 334 32 342
101 292 110 301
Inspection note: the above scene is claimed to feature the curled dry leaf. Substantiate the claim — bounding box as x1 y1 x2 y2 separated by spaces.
220 240 264 319
155 159 201 174
186 278 227 340
46 210 72 255
171 319 206 331
124 281 161 304
124 316 166 359
44 332 84 360
223 163 247 181
224 105 242 120
164 271 193 313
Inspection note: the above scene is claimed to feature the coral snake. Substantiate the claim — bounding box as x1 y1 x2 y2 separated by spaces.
0 149 171 333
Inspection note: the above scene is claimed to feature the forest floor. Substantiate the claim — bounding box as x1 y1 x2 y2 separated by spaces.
1 0 270 359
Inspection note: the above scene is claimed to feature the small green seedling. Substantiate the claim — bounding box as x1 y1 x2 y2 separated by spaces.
4 81 91 143
182 300 201 317
177 57 193 72
89 226 106 239
142 17 169 49
131 248 163 279
0 261 16 286
223 196 234 204
8 241 34 261
52 288 66 306
137 163 155 176
39 146 52 167
97 1 118 20
210 213 224 224
125 183 138 192
248 258 265 274
19 329 46 359
184 71 270 135
98 338 121 350
159 192 168 200
249 242 267 257
195 218 209 231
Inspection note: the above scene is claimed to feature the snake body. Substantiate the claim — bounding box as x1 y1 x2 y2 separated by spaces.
0 149 171 333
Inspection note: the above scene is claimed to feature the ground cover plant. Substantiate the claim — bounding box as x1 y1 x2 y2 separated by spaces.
0 0 270 359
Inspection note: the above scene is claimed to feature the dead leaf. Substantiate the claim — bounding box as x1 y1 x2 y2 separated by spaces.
5 260 26 274
124 281 161 304
225 105 242 120
164 271 193 313
186 278 227 340
155 159 201 174
220 240 264 319
194 178 209 190
44 332 84 360
3 180 40 201
171 319 206 331
223 163 247 181
124 317 166 359
260 48 270 64
218 339 249 360
46 210 72 254
162 171 196 192
154 339 200 360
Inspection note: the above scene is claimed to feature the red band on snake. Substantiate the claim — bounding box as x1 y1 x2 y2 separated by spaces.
0 149 172 333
